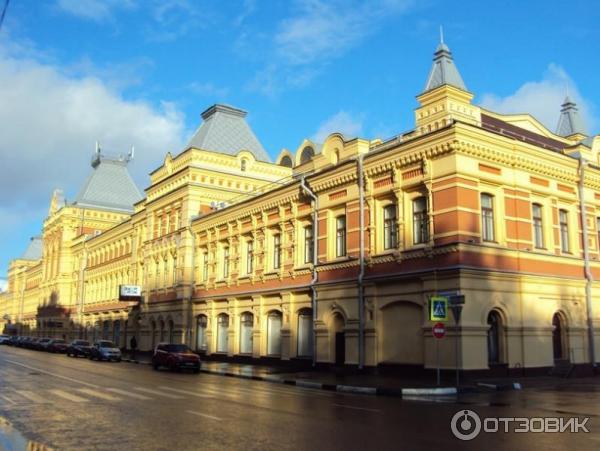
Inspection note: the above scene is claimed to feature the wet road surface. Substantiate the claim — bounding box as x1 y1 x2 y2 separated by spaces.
0 346 598 450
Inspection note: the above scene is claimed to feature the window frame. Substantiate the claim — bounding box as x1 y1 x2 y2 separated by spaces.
246 240 254 274
559 209 570 253
222 246 230 278
273 233 281 270
335 215 347 258
383 203 398 250
481 193 495 242
304 224 314 264
412 197 429 245
532 203 544 249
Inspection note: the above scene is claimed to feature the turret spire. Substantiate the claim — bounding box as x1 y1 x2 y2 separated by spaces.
423 35 467 93
556 96 587 138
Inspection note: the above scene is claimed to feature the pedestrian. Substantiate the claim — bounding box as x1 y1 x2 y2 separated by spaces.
130 335 137 361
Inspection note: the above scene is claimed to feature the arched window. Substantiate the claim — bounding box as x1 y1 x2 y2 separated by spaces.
300 146 315 164
297 309 313 358
552 312 568 360
196 315 208 352
241 158 248 172
217 314 229 353
487 311 504 364
280 155 293 168
159 320 165 342
240 312 254 354
267 311 282 356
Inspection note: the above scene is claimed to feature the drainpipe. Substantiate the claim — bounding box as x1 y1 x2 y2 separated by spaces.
357 154 365 370
186 223 196 347
578 158 596 368
300 176 318 367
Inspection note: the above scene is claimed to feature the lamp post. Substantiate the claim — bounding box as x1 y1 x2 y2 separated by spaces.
449 295 465 388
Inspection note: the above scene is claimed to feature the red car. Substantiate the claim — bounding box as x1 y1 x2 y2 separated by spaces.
152 343 200 373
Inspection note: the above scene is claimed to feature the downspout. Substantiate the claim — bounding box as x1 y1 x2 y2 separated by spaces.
300 176 318 367
186 222 196 347
357 154 365 370
578 158 596 368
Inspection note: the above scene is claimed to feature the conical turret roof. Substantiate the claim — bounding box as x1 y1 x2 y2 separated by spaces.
556 96 587 137
424 41 467 92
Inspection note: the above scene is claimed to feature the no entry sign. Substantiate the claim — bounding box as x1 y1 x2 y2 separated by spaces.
432 322 446 339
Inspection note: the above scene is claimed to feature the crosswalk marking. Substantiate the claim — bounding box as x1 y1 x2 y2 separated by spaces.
107 388 151 400
16 390 47 403
186 410 222 421
134 387 183 399
157 386 213 398
0 393 16 405
76 388 119 401
50 389 88 403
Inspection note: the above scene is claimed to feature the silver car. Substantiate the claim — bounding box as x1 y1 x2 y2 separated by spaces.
90 340 122 362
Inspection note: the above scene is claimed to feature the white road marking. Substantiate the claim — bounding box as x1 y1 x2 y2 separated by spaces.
16 390 47 403
5 359 99 388
76 388 120 401
186 410 222 421
332 403 380 412
0 393 16 405
134 387 183 399
157 386 213 398
50 389 89 403
107 388 151 400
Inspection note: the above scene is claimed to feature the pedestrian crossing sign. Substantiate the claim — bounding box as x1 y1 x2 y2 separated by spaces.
430 296 448 322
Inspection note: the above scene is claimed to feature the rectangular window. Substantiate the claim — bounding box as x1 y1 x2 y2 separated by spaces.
223 247 229 278
384 204 398 249
273 234 281 269
412 197 428 244
202 252 208 281
481 193 495 242
336 215 347 257
559 209 569 253
532 203 544 249
304 225 314 264
246 241 254 274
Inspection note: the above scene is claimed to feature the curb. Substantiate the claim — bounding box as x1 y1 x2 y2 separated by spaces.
121 358 520 397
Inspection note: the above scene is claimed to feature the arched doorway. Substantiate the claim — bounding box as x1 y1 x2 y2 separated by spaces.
113 320 121 347
159 320 165 342
102 320 110 340
151 321 157 349
168 320 174 343
267 311 282 356
196 315 208 352
216 314 229 353
240 312 253 354
487 310 504 365
297 309 313 358
332 313 345 365
552 312 568 360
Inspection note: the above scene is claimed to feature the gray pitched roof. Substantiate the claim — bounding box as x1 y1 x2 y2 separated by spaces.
21 236 43 260
184 104 271 162
424 42 467 92
556 96 587 137
74 155 142 213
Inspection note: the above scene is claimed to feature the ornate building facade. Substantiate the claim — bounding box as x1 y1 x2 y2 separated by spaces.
2 43 599 375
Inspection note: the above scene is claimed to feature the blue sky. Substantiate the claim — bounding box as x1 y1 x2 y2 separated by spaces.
0 0 599 284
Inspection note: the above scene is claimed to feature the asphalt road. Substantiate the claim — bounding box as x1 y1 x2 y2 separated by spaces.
0 346 598 451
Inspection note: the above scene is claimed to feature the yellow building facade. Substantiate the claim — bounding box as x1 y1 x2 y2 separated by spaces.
2 44 599 376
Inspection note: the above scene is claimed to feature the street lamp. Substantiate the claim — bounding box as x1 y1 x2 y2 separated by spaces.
449 295 465 388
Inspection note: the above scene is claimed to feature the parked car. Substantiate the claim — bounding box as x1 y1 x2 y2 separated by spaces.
15 336 29 347
23 337 38 349
0 334 10 344
36 338 52 351
7 336 20 346
152 343 200 373
89 340 122 362
47 338 69 353
66 340 92 357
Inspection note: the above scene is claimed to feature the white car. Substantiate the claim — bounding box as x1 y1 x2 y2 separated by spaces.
0 335 10 344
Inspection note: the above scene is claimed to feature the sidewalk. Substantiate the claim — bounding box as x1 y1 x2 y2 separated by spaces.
121 353 532 397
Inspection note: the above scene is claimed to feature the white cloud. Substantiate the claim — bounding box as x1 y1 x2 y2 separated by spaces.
56 0 136 22
0 43 186 212
0 278 7 292
312 111 364 142
480 64 598 134
275 0 413 66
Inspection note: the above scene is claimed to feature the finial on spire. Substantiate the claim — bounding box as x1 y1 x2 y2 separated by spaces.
440 25 444 44
95 140 101 154
127 145 135 162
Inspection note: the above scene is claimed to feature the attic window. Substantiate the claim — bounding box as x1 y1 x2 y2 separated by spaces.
241 158 248 172
300 146 315 164
280 155 293 168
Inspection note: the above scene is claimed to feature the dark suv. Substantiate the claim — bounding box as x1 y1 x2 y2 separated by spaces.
66 340 92 357
152 343 200 373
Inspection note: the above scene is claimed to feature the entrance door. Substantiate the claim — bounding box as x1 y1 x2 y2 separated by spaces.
335 332 345 365
552 313 567 360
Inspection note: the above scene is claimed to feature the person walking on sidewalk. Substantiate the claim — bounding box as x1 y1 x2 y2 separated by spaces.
130 335 137 361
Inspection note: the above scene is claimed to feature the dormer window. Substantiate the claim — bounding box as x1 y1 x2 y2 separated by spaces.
300 146 315 164
241 158 248 172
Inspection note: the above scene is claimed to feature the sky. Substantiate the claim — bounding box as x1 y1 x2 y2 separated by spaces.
0 0 599 287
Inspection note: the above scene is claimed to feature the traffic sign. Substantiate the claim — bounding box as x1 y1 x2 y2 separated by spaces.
430 296 448 322
432 323 446 339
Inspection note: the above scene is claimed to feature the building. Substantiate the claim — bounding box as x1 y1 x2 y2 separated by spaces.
1 41 599 377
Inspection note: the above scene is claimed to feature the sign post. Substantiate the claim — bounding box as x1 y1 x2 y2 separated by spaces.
432 322 446 385
449 295 465 388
